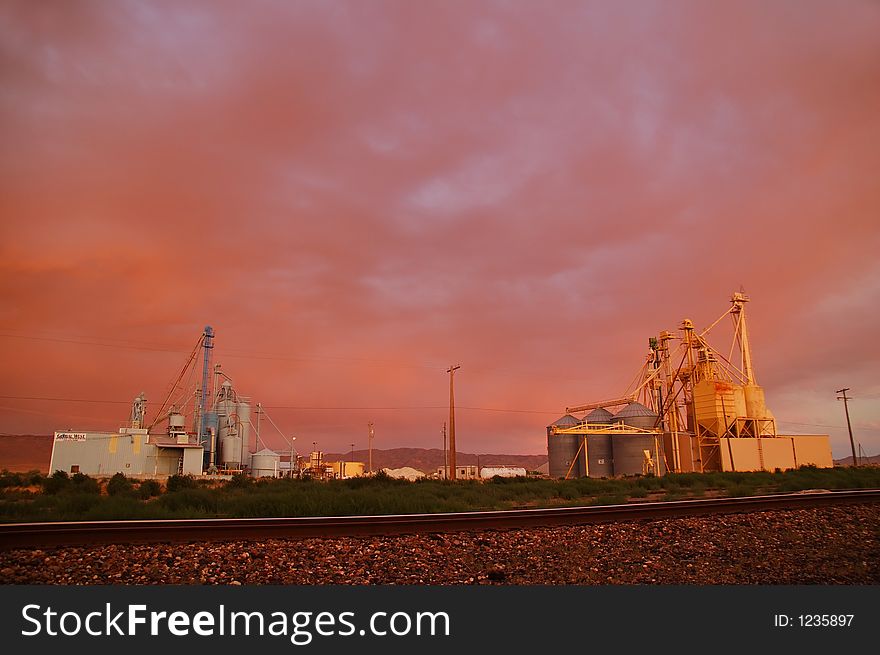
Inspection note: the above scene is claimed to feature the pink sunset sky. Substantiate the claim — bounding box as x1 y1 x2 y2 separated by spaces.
1 1 878 459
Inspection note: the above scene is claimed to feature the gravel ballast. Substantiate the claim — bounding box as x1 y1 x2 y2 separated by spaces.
1 504 877 584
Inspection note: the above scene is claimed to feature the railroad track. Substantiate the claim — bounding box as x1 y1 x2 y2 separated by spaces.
1 489 878 550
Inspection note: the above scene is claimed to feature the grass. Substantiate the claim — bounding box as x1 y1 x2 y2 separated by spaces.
0 466 878 523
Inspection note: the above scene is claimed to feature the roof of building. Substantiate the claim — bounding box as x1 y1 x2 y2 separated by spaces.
550 414 581 427
585 407 614 423
614 401 658 419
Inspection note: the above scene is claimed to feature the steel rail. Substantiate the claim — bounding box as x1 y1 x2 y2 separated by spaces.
1 489 877 550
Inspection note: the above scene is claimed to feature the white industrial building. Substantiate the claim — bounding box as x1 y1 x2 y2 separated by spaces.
49 416 204 478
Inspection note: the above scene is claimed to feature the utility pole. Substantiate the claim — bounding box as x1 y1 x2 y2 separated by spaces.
836 388 857 466
447 365 460 480
255 403 262 450
442 422 447 479
368 422 374 474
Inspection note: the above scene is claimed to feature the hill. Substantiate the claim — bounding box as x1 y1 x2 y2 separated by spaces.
834 454 880 467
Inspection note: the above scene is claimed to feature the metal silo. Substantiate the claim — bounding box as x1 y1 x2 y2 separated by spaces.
547 414 582 478
586 434 613 477
219 420 242 469
215 380 236 417
611 435 648 476
250 448 280 478
237 398 251 464
611 403 662 476
612 402 659 430
585 407 614 424
579 407 613 476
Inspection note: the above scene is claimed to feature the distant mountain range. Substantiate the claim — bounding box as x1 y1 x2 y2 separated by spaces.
833 454 879 466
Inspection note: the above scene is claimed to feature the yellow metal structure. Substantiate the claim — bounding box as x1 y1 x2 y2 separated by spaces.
566 396 636 414
556 292 833 476
326 460 365 479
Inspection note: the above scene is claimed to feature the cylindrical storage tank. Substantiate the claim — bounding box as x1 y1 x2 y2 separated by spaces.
215 381 236 423
743 385 768 419
732 385 747 418
547 414 582 478
220 425 242 468
237 399 251 462
612 402 659 430
586 433 613 477
612 434 665 476
169 412 186 429
249 448 280 478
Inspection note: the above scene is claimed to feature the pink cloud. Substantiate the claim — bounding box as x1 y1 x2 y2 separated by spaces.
1 1 878 459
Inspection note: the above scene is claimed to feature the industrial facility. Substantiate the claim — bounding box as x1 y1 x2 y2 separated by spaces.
548 292 834 478
48 327 364 480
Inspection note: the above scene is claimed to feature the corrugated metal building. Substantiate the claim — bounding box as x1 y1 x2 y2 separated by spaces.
49 428 203 478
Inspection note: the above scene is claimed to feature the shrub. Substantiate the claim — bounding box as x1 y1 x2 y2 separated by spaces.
42 470 71 495
725 483 755 498
107 473 134 496
166 474 198 492
138 479 161 499
0 471 24 488
227 473 253 489
156 488 219 514
71 472 100 494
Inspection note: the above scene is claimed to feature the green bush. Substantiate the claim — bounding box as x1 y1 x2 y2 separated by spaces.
166 474 198 492
226 473 253 489
725 483 755 498
138 479 161 499
156 488 219 514
42 470 71 495
0 471 24 488
107 473 134 496
84 495 151 520
71 472 100 494
2 464 879 523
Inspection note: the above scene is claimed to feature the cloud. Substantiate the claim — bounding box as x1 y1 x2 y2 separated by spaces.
1 0 879 457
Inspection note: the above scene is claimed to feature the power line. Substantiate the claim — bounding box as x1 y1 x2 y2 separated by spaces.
0 332 187 354
2 394 876 423
0 395 560 415
0 395 130 404
0 331 598 381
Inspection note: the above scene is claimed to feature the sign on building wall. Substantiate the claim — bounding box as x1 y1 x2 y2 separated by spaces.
54 432 87 442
